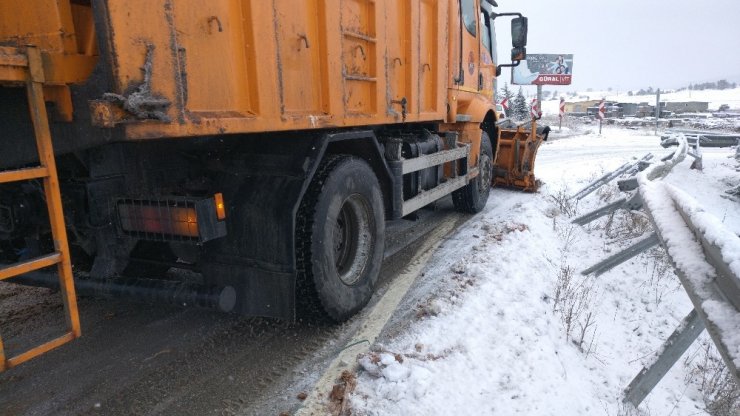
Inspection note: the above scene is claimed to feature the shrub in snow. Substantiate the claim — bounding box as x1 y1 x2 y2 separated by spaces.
684 342 740 416
552 264 598 354
548 186 579 217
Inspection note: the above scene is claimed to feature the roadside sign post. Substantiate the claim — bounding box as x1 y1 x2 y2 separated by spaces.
536 85 543 115
598 99 605 134
655 89 661 135
559 97 565 131
530 98 539 120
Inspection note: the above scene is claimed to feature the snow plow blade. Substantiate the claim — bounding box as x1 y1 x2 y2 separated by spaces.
493 120 549 192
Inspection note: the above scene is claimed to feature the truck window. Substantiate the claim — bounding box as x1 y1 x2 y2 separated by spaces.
480 11 491 54
462 0 476 36
490 16 498 63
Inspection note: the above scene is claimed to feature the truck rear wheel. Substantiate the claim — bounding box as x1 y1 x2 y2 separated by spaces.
296 155 385 321
453 132 493 213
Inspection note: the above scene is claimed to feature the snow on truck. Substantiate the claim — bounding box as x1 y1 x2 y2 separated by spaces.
0 0 542 369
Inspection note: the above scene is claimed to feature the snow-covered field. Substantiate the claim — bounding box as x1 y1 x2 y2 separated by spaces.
349 127 740 415
540 87 740 113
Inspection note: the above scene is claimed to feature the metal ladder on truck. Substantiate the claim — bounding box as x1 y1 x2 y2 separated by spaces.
0 46 81 372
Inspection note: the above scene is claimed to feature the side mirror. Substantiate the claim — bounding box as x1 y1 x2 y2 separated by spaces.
495 14 528 75
511 46 526 62
511 17 528 48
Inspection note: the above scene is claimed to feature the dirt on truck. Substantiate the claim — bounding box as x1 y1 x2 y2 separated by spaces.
0 0 545 370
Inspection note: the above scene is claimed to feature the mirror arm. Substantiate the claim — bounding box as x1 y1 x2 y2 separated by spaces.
490 12 523 20
497 60 522 70
496 60 521 77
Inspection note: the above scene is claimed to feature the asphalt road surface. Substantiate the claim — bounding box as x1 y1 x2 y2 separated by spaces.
0 200 469 416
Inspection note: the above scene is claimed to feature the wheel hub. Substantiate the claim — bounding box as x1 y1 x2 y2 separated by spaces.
332 194 373 286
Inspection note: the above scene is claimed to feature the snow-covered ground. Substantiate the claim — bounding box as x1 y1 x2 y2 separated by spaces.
349 126 740 415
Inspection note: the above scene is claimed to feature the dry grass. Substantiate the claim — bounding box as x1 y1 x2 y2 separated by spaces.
685 343 740 416
548 186 580 218
552 264 598 355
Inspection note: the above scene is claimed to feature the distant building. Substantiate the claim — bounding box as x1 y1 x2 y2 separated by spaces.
564 100 707 118
619 103 639 117
664 101 709 114
632 102 678 118
587 102 623 118
636 103 655 118
564 100 600 113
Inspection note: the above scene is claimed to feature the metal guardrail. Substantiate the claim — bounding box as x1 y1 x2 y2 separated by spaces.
573 134 740 408
571 153 654 201
626 179 740 407
660 129 740 148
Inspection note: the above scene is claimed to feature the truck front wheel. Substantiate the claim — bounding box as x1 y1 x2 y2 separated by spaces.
296 155 385 321
453 132 493 213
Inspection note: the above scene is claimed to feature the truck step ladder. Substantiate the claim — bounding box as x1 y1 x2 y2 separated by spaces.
0 46 81 372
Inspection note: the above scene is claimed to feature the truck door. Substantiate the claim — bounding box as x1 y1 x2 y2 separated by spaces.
479 8 496 100
457 0 479 92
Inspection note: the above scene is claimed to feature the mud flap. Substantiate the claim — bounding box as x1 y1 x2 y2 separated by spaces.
200 134 329 320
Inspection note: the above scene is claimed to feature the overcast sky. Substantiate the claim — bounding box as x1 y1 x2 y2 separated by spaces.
495 0 740 93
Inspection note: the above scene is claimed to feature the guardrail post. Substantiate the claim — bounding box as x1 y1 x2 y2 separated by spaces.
623 309 705 407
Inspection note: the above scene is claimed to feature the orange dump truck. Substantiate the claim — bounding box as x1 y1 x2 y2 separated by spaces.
0 0 534 368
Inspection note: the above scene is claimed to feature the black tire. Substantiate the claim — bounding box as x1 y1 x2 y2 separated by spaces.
453 132 493 213
296 155 385 322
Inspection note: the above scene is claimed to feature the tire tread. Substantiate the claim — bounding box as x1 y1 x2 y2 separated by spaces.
295 155 362 322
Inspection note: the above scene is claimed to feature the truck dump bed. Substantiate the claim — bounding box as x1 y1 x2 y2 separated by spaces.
1 0 449 142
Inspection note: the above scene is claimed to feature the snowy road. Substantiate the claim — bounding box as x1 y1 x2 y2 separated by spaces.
0 195 476 416
537 128 663 187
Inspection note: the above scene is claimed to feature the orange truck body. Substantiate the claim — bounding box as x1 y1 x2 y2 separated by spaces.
98 0 450 138
0 0 535 336
0 0 498 148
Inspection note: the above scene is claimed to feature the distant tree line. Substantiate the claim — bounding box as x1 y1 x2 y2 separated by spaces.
627 79 737 96
681 79 737 91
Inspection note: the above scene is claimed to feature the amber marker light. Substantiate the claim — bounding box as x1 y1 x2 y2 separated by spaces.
215 193 226 221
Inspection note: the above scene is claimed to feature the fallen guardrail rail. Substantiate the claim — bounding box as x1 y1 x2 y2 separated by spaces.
573 134 740 408
660 129 740 148
570 153 654 201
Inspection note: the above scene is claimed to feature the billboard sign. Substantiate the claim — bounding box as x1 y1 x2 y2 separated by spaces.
512 54 574 86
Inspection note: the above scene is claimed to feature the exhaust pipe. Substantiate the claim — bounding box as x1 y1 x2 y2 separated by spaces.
9 272 237 313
